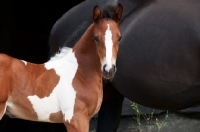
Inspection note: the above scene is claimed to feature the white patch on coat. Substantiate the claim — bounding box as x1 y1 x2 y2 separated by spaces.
22 60 27 65
28 47 78 123
101 24 115 72
49 47 71 61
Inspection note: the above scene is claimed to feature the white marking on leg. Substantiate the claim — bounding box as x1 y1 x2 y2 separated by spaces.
0 104 7 119
28 48 78 123
6 101 30 119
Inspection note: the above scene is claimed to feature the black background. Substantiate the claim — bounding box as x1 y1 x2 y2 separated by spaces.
0 0 83 63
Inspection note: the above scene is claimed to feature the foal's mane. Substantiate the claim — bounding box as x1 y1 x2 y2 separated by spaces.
102 5 115 18
49 47 71 61
50 21 91 61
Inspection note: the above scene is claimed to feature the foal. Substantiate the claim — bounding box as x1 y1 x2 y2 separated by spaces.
0 4 123 132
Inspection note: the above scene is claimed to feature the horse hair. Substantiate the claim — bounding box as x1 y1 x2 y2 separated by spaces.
63 21 91 49
102 5 115 18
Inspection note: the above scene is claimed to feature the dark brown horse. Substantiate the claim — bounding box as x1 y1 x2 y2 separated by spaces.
0 4 123 132
48 0 200 131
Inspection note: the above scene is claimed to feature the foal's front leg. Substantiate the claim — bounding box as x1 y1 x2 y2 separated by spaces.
64 112 89 132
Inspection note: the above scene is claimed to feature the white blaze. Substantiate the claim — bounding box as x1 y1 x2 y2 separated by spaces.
103 24 115 72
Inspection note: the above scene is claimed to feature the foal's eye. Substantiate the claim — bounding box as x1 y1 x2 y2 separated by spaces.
118 36 122 42
93 36 99 43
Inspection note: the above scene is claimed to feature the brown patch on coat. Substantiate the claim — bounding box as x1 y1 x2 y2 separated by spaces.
23 62 60 98
49 111 63 123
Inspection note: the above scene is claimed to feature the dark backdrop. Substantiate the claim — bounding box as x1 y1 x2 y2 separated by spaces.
0 0 83 63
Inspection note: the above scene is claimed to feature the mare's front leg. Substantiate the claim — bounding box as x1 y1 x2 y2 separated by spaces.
64 112 89 132
96 82 124 132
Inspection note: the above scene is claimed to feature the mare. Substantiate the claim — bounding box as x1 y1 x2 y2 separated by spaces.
49 0 200 131
0 4 123 132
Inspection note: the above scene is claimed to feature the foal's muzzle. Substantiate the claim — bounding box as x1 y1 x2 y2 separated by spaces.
102 64 116 80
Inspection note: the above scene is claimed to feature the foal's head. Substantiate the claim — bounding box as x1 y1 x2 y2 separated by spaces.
93 3 123 80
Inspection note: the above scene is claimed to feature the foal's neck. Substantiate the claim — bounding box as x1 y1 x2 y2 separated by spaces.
73 24 101 74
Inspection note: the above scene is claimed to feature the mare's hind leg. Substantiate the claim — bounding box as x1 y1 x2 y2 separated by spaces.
64 113 89 132
0 103 6 120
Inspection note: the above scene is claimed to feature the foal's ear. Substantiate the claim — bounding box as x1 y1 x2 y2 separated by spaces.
112 3 123 23
93 5 103 23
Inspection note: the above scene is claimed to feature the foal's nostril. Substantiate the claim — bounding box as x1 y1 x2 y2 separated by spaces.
112 65 116 72
103 64 107 72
